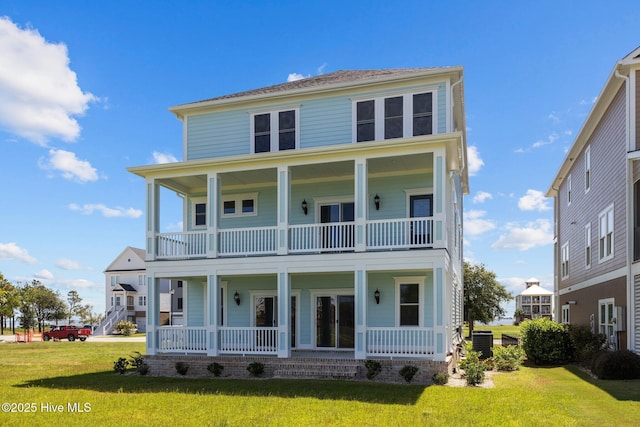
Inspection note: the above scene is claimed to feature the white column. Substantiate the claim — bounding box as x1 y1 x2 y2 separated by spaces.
146 179 160 261
354 158 367 252
207 173 219 258
277 270 291 358
207 274 219 356
354 267 367 359
433 148 446 249
146 277 160 355
277 166 290 255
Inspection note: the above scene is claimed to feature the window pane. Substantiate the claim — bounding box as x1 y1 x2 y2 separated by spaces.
357 100 375 142
357 123 375 142
255 113 270 152
255 135 270 153
254 113 270 132
279 110 295 130
195 203 206 226
384 97 403 139
242 199 254 213
400 305 419 326
224 200 235 215
400 284 418 304
279 130 295 150
413 93 432 114
279 110 296 150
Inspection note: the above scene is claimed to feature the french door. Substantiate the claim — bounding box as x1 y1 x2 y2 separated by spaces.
320 202 354 250
315 295 354 349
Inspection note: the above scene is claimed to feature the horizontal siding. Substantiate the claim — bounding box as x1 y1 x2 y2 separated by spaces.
557 85 627 290
187 281 205 326
187 110 249 160
300 96 352 148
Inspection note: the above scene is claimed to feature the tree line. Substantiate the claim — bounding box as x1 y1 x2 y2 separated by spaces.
0 272 103 334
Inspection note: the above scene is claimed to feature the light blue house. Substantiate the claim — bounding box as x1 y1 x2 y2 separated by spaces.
128 67 468 371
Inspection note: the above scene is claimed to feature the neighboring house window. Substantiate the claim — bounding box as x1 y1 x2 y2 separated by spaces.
177 281 183 288
138 274 145 287
115 296 121 306
138 296 146 306
110 275 119 287
177 298 183 310
585 145 591 192
561 305 570 324
111 296 114 307
567 175 572 205
585 223 591 269
251 108 299 153
395 277 425 327
599 204 614 261
354 91 435 142
561 242 569 279
222 193 258 217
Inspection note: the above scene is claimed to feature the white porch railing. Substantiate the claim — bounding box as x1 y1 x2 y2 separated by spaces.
289 222 355 253
366 328 435 356
158 326 207 353
366 217 433 249
218 226 277 256
219 326 278 355
157 232 207 259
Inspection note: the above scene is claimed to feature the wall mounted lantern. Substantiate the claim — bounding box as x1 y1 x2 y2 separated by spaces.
234 291 241 306
374 289 380 304
374 194 380 211
302 199 308 215
567 300 577 305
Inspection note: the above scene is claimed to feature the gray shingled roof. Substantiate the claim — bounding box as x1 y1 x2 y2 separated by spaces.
180 68 455 107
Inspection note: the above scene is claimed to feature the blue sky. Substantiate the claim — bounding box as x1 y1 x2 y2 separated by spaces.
1 1 639 317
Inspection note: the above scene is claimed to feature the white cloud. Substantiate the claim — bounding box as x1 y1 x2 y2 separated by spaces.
55 278 97 289
518 189 551 212
464 210 496 236
69 203 143 218
317 63 327 74
287 72 309 82
491 219 554 251
152 151 178 164
56 258 83 270
34 269 54 280
40 149 98 182
473 191 493 204
466 145 484 176
532 132 558 149
0 242 38 264
0 17 96 144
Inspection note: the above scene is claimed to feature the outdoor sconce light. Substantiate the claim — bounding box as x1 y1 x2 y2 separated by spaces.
567 300 577 305
374 194 380 211
234 291 241 306
302 199 308 215
374 289 380 304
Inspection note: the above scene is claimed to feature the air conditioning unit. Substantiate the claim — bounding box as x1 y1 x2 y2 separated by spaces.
613 306 626 332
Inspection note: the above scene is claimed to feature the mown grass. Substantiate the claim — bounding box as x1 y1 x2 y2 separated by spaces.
1 341 639 426
464 324 522 338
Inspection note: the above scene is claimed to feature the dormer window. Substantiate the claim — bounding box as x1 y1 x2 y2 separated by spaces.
251 108 299 153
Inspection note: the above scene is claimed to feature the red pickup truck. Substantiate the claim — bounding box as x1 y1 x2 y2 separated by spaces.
42 325 91 342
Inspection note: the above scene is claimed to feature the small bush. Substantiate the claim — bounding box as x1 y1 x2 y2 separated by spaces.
460 342 488 386
129 351 148 375
591 350 640 380
175 362 189 376
399 365 419 383
207 362 224 377
492 345 524 371
113 357 128 374
364 360 382 380
113 320 137 336
432 371 449 385
566 324 606 365
520 318 573 365
247 362 265 377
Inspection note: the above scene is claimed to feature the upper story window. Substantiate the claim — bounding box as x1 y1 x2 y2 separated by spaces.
222 193 258 218
567 174 572 206
110 275 119 287
191 198 206 228
561 242 569 279
599 204 614 261
585 145 591 192
354 91 435 142
251 108 299 153
585 223 592 269
138 274 145 287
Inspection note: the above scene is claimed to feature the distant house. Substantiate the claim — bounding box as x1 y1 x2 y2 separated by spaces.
128 67 468 379
101 247 171 334
547 46 640 352
515 278 553 320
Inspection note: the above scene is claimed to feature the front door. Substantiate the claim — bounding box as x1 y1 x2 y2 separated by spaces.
320 202 355 250
254 296 297 348
410 194 433 245
316 295 354 348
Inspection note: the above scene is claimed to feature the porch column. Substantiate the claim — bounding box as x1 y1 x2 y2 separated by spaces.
207 173 219 258
207 274 219 356
146 277 160 355
354 158 367 252
146 179 160 261
354 266 367 359
433 263 447 361
277 270 291 358
433 149 446 249
277 166 290 255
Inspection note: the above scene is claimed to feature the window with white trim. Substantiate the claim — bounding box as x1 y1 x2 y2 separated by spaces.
567 174 572 205
585 223 591 269
222 193 258 217
599 204 614 261
251 108 298 153
138 296 146 306
191 198 206 228
561 242 569 279
561 304 570 324
138 274 145 287
354 91 434 142
395 277 424 327
585 145 591 192
599 298 615 340
110 275 119 287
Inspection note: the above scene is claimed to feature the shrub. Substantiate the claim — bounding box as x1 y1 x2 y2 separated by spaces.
492 345 524 371
520 318 573 365
207 362 224 377
432 371 449 385
129 351 149 375
399 365 419 383
566 324 606 365
364 360 382 380
113 320 137 336
113 357 128 374
247 362 265 377
591 350 640 380
460 342 488 386
175 362 189 376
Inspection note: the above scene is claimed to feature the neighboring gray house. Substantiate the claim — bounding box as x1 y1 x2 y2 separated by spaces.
547 46 640 352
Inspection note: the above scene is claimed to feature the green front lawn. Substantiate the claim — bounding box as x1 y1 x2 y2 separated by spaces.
464 323 522 338
1 341 639 426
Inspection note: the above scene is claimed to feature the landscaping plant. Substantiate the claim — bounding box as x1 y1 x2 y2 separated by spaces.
492 345 524 371
399 365 419 383
520 318 573 365
459 341 488 386
175 361 189 375
247 362 265 377
364 360 382 380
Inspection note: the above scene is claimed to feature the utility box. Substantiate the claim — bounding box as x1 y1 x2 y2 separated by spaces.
472 330 493 359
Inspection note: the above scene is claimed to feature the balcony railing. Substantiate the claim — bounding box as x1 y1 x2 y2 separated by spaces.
366 327 435 356
155 217 434 259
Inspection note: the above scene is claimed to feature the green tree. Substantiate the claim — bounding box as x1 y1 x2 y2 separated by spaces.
19 281 68 331
0 273 20 334
67 290 82 323
463 262 512 337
